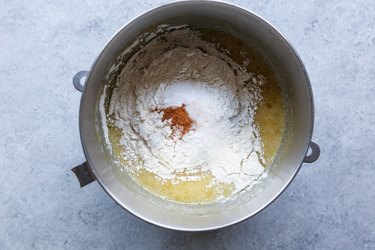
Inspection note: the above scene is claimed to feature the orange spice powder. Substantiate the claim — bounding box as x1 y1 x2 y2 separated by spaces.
154 104 195 137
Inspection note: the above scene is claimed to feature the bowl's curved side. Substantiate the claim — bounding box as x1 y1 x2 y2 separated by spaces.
77 0 315 231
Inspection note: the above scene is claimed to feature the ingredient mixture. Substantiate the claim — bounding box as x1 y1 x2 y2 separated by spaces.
102 27 285 203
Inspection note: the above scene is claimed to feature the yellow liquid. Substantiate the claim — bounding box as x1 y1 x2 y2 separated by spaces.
107 126 234 203
106 28 285 204
256 79 285 165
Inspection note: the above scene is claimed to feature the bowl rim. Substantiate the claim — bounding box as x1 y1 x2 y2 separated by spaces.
78 0 315 231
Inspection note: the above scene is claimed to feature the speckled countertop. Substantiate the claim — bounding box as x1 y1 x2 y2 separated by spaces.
1 1 374 249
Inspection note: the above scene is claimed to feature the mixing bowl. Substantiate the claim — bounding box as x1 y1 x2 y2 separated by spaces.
71 0 320 231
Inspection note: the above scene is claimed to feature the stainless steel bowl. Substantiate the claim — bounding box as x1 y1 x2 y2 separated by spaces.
71 0 320 231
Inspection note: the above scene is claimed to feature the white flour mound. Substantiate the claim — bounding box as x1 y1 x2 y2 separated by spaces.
106 28 267 193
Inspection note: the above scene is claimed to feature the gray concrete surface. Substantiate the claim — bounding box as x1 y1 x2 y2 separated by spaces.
1 0 374 249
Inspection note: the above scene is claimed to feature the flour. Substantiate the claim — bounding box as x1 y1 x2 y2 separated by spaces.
105 28 267 194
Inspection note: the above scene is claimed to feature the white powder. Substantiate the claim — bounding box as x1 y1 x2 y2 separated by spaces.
104 28 267 194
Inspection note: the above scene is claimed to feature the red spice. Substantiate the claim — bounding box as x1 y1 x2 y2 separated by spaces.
154 104 194 137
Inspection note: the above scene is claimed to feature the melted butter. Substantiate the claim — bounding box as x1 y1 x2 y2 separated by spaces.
133 170 233 203
106 28 285 204
108 125 234 203
255 80 285 165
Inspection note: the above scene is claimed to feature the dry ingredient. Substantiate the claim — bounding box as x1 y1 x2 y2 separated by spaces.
104 27 268 198
154 104 195 138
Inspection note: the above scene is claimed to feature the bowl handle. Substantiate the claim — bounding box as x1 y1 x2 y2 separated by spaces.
303 141 320 163
73 70 89 92
71 161 96 187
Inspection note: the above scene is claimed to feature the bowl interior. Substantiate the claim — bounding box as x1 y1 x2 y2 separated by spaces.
80 1 313 231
